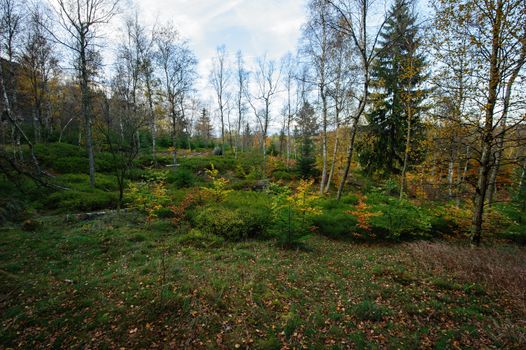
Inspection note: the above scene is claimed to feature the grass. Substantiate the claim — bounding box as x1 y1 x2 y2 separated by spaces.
407 241 526 307
1 214 525 348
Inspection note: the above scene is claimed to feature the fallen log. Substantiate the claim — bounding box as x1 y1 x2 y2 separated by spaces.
65 208 132 222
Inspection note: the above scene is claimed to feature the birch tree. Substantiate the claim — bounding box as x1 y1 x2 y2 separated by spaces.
51 0 119 188
156 23 197 169
434 0 526 245
327 0 391 200
246 54 281 177
302 0 333 193
234 50 248 158
209 45 230 156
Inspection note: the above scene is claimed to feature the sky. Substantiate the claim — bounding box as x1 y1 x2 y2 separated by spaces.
131 0 307 105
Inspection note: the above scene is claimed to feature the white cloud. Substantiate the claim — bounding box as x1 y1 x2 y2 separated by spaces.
114 0 307 132
133 0 306 87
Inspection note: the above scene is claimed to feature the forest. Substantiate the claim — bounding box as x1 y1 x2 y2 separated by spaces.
1 0 525 348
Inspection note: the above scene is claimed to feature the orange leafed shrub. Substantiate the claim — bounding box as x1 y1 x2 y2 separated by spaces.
169 191 203 226
346 196 382 232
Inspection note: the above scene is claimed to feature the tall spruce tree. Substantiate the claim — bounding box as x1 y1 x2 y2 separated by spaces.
358 0 427 176
295 101 319 179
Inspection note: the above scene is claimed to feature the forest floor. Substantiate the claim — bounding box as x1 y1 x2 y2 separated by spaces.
1 212 525 349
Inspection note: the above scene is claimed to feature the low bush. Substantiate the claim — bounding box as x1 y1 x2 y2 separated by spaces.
498 201 526 244
226 179 261 191
222 192 272 238
271 170 294 181
169 190 204 225
34 143 84 160
503 228 526 245
155 207 175 219
177 228 224 248
46 189 118 212
201 164 232 202
58 173 119 192
429 215 459 236
33 143 116 174
95 152 117 173
316 192 433 241
366 192 432 240
194 207 247 241
0 198 26 224
193 191 273 241
166 167 195 188
134 154 171 168
179 157 236 174
126 174 169 222
314 210 358 238
127 168 148 181
269 180 321 247
51 156 89 174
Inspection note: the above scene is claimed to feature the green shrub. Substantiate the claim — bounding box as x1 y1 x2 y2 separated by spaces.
311 196 360 238
33 143 116 174
177 228 224 248
51 157 89 173
0 198 26 224
340 194 360 206
194 207 247 241
366 192 432 240
58 174 119 192
314 210 358 238
269 180 321 247
193 191 273 241
166 168 195 188
502 228 526 245
429 215 458 236
127 168 148 181
46 189 118 212
495 199 526 244
319 195 359 210
34 143 84 160
221 191 273 238
178 156 236 174
95 153 117 173
227 179 260 191
134 154 154 168
380 178 400 196
272 170 294 181
134 154 172 168
245 165 264 180
155 207 175 219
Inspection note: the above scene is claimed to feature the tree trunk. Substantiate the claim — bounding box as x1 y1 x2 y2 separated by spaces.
399 109 412 200
447 156 454 199
220 103 225 156
145 76 157 167
324 124 339 193
80 43 96 189
0 61 42 175
336 116 359 200
471 1 503 245
171 110 178 170
486 41 525 207
320 91 328 194
471 141 492 246
456 145 470 207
